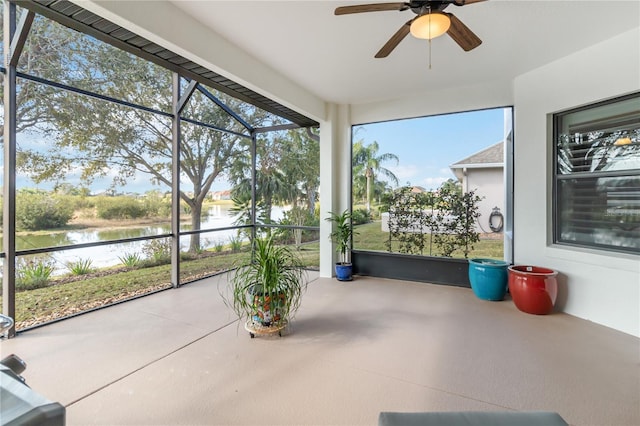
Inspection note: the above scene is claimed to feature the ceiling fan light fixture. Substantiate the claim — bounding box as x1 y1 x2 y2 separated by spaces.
410 12 451 40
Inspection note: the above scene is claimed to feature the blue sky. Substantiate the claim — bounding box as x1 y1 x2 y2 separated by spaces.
354 107 508 191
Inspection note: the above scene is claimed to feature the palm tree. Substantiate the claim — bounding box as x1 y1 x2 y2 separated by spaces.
352 140 399 211
229 130 312 226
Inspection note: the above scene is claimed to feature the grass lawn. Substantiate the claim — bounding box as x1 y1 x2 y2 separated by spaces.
3 244 320 331
353 221 504 259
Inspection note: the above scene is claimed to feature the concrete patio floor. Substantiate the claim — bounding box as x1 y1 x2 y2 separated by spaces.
1 272 638 425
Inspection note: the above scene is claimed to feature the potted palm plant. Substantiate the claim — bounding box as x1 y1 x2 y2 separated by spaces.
225 235 308 338
326 209 356 281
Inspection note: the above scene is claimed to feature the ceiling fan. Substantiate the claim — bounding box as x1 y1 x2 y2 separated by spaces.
335 0 486 58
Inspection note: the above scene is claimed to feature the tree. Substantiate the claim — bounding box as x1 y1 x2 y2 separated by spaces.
0 14 85 142
352 139 399 211
284 128 320 216
439 178 462 197
3 15 271 252
229 128 319 228
229 132 294 226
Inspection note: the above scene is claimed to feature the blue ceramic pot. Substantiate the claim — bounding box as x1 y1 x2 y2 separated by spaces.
468 258 509 301
335 263 353 281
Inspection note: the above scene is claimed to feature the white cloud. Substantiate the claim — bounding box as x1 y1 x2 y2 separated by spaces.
384 164 458 191
386 164 419 185
421 176 449 191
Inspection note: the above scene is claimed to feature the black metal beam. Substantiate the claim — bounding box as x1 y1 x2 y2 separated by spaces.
16 70 173 118
177 79 197 115
171 72 181 288
3 1 18 338
250 131 257 246
180 116 250 140
8 9 34 66
306 127 320 142
196 83 254 133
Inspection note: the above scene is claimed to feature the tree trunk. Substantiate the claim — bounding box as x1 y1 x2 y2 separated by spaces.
307 187 316 216
189 201 202 252
264 195 273 224
365 167 373 212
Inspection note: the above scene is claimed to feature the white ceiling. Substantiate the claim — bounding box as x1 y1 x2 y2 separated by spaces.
170 1 639 106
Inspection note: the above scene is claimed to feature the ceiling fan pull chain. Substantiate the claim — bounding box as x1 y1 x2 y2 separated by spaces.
428 6 433 69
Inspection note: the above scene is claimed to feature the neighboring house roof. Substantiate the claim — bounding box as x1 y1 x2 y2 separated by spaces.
450 141 504 181
451 141 504 168
212 190 232 199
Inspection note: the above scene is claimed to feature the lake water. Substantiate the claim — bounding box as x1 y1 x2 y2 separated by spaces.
6 204 286 275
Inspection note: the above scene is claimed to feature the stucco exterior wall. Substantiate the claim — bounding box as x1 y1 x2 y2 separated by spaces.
513 28 640 337
464 167 504 235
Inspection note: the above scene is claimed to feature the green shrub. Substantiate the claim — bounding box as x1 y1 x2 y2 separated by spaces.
16 257 55 291
67 258 94 275
351 208 372 225
276 206 319 246
141 238 171 265
142 191 171 218
180 251 196 261
229 236 243 252
384 185 481 258
193 241 207 255
118 252 142 268
16 191 73 231
96 196 146 219
431 186 482 258
55 194 93 211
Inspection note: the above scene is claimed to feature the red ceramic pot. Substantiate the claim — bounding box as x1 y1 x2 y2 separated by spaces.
508 265 558 315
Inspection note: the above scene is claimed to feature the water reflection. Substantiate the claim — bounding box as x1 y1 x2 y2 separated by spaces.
15 233 74 251
5 205 286 275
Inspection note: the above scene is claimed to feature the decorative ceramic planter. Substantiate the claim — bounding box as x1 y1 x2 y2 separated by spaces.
248 284 287 327
508 265 558 315
468 258 509 301
335 263 353 281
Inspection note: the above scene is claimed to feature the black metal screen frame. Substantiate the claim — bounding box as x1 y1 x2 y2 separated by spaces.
1 2 320 337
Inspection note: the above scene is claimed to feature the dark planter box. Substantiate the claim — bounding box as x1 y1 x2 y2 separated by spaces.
352 250 471 288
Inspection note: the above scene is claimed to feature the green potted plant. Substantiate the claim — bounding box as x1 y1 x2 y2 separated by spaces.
326 209 356 281
225 235 308 337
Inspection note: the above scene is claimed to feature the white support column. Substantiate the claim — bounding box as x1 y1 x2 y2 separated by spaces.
319 103 352 278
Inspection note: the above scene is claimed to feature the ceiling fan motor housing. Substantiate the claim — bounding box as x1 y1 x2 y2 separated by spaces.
408 0 453 15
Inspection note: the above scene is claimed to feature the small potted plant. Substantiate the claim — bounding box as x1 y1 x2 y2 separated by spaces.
326 209 356 281
225 235 308 337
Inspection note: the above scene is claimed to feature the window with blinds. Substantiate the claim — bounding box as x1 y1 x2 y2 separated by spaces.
553 93 640 254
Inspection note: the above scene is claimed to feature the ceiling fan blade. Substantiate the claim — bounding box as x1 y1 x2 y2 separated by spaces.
375 19 412 58
454 0 487 5
446 13 482 51
335 3 408 15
